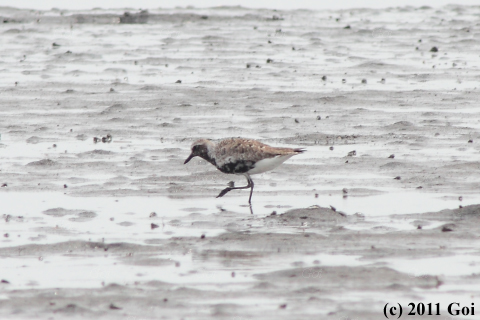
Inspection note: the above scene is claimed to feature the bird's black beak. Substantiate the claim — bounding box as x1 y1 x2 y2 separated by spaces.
184 153 194 164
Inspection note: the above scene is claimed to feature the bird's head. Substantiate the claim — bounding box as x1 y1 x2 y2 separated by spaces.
184 139 213 164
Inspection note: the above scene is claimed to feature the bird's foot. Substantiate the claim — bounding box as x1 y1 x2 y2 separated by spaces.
216 187 232 198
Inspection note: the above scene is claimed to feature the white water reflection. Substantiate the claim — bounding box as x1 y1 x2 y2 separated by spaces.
1 190 478 247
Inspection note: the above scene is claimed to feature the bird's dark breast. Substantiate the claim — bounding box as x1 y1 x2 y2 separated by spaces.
218 160 255 174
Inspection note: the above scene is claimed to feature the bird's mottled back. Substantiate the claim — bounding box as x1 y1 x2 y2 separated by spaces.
213 137 303 167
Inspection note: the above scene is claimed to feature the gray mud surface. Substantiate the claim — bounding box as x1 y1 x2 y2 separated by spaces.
1 5 480 320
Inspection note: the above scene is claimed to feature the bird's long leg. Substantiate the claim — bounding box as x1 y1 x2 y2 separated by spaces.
246 175 254 204
216 174 254 204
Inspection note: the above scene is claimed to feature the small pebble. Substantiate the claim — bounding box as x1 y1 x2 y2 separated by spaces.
109 303 122 310
441 225 453 232
101 134 112 143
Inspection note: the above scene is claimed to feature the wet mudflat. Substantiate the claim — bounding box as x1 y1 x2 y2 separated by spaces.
0 5 480 320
